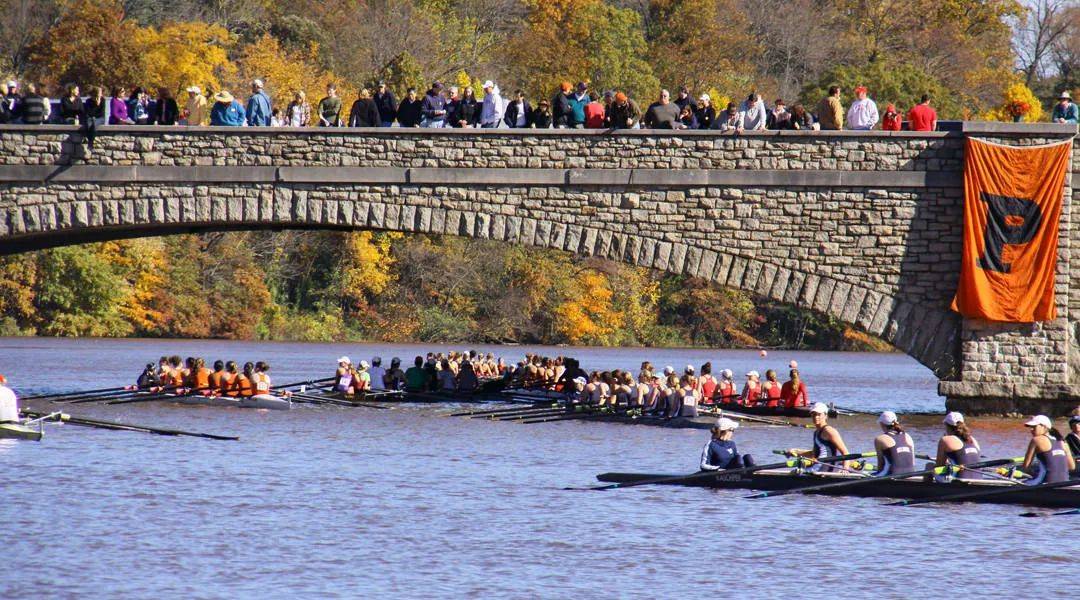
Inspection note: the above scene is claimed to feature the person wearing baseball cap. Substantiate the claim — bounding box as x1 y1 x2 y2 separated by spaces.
788 402 851 472
739 371 761 407
717 369 736 404
1021 415 1075 484
355 360 372 392
700 417 754 471
1063 414 1080 458
934 412 984 481
871 411 916 476
334 356 356 394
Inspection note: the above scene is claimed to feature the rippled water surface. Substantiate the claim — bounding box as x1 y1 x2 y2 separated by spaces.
1 338 1075 598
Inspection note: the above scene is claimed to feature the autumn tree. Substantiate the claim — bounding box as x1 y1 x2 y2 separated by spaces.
0 0 61 77
27 0 144 90
136 21 235 95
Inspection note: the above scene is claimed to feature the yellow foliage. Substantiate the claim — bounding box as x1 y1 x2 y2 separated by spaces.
982 80 1045 123
341 232 399 309
554 270 623 344
135 21 235 96
232 34 354 115
102 239 167 332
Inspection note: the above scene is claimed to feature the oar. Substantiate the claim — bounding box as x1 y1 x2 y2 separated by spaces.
449 402 559 417
746 457 1020 499
289 391 391 410
698 408 802 428
273 376 337 390
18 384 134 401
1019 508 1080 518
886 475 1080 507
493 409 568 421
20 410 238 441
572 451 876 491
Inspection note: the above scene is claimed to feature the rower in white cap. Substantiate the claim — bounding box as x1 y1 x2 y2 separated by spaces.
739 370 761 406
788 402 851 471
700 417 755 471
1021 415 1075 484
334 356 354 394
717 369 736 404
934 412 984 481
871 411 915 476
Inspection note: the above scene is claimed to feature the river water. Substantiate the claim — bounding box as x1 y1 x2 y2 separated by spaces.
0 338 1074 598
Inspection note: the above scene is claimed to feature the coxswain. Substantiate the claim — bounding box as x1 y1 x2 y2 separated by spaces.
739 371 761 406
872 411 915 476
368 357 386 390
698 362 718 403
135 363 160 389
934 412 983 481
781 368 808 409
1021 415 1075 484
0 374 18 424
208 360 226 394
334 356 354 394
221 361 240 396
788 402 851 471
700 417 755 471
1066 415 1080 459
761 369 782 408
716 369 737 404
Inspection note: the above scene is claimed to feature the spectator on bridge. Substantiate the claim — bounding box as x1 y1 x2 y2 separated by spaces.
551 82 573 128
678 103 697 129
444 86 460 127
786 103 817 130
421 82 448 127
568 82 589 128
906 94 937 131
348 88 381 127
846 86 878 130
270 108 284 127
1051 91 1077 124
317 84 342 127
503 89 532 128
397 88 423 127
716 101 740 132
694 94 715 130
154 88 179 125
59 83 84 125
82 86 105 151
480 81 504 128
454 86 480 127
374 81 397 127
19 83 50 125
210 90 246 126
674 86 692 112
531 98 553 128
246 79 272 126
0 82 9 123
2 80 19 122
584 92 605 128
183 86 207 125
109 86 134 124
644 89 682 129
605 92 639 129
738 93 767 131
766 99 790 130
286 90 310 127
816 85 844 130
881 103 902 131
127 87 150 125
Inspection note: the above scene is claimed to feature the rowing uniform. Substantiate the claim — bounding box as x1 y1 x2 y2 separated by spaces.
193 368 212 394
1066 432 1080 459
221 372 237 396
1028 437 1070 485
873 430 915 476
716 380 736 404
251 371 273 401
700 375 717 403
781 380 808 409
678 387 699 418
940 437 983 481
335 369 354 393
208 370 225 393
762 382 782 408
740 381 761 406
0 384 18 423
812 427 841 472
232 374 253 398
700 439 746 471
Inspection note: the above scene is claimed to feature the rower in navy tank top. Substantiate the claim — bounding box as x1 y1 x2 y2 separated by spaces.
934 412 984 481
788 402 850 472
1022 415 1076 485
872 411 916 476
1066 415 1080 460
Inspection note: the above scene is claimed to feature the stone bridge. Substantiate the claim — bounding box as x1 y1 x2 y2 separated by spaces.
0 123 1077 414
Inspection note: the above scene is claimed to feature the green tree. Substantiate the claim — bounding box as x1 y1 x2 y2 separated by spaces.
34 246 131 337
800 61 961 118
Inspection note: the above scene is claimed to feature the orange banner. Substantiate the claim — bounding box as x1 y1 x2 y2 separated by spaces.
951 138 1072 322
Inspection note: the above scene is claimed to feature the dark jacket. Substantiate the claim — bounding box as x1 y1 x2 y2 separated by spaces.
348 98 381 127
643 101 681 129
531 107 552 128
504 99 532 128
60 96 84 124
551 92 572 127
452 97 480 127
397 97 423 127
606 100 640 129
694 106 716 130
373 90 397 123
421 91 447 124
154 98 179 125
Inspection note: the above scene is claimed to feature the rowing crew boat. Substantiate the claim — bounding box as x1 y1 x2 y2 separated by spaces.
595 469 1080 509
134 392 292 410
702 403 841 419
0 421 44 441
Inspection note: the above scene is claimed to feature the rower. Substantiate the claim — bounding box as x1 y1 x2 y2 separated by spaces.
1021 415 1075 485
458 360 479 392
436 359 455 391
208 360 226 394
251 362 283 401
384 357 406 390
872 411 915 476
739 371 761 406
0 374 18 424
698 362 718 404
368 357 386 390
676 374 700 418
716 369 736 404
334 357 354 394
761 369 782 408
781 368 808 409
1067 415 1080 459
934 412 983 481
788 402 851 471
191 358 212 395
700 417 755 471
221 361 240 396
405 356 427 392
233 362 256 398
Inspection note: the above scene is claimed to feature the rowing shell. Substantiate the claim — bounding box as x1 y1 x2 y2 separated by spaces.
703 403 839 419
595 469 1080 509
168 393 291 410
0 422 43 441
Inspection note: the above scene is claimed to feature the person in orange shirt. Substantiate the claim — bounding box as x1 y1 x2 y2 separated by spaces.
191 358 212 395
232 362 256 398
221 361 240 397
208 360 226 395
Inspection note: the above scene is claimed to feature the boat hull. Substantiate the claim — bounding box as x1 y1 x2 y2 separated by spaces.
595 469 1080 508
704 403 837 419
0 422 43 441
237 395 292 410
